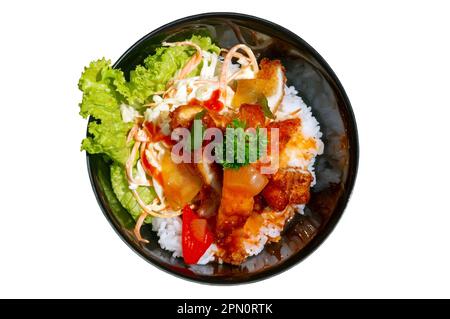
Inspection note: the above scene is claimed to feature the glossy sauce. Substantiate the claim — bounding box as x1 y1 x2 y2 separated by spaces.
140 143 163 185
188 89 223 112
143 121 174 146
160 152 203 210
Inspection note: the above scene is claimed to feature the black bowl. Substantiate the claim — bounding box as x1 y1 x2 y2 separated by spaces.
86 12 359 284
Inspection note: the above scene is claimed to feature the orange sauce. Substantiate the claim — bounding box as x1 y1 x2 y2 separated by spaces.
140 143 163 185
143 121 174 146
188 89 223 112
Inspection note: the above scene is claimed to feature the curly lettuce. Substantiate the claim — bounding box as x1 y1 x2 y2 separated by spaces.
79 59 133 164
96 157 135 229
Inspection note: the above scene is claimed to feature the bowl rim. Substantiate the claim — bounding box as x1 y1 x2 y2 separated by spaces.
86 11 359 285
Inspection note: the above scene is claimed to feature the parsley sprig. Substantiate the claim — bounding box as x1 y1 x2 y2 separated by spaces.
218 119 267 169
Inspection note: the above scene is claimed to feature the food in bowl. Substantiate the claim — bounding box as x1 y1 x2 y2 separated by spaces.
78 35 323 265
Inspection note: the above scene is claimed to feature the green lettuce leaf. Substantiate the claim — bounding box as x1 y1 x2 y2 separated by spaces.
95 156 135 229
110 163 156 223
79 58 132 164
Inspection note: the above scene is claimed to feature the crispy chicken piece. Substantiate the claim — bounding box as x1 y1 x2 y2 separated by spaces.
262 118 312 211
170 104 203 129
216 192 254 238
262 168 312 211
216 207 295 265
266 118 301 152
201 112 219 129
215 212 263 264
215 229 247 265
237 104 265 128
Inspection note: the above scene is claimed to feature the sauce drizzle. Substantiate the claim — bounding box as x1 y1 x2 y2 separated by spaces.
143 121 174 146
188 89 223 112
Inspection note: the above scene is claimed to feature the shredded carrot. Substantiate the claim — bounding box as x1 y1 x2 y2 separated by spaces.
227 65 251 83
125 141 141 185
131 189 181 218
126 124 138 144
162 41 203 81
134 212 150 243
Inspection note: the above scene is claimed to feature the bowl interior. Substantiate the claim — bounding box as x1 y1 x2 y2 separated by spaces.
87 13 358 284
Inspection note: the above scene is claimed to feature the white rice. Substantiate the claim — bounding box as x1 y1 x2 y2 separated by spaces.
293 204 306 215
277 85 324 185
244 233 269 257
278 85 323 147
151 216 183 258
243 207 293 259
151 216 217 263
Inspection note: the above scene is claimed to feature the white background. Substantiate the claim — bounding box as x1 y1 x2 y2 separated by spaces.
1 0 449 298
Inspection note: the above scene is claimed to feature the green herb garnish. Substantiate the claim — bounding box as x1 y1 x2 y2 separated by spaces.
258 95 275 119
217 119 267 169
